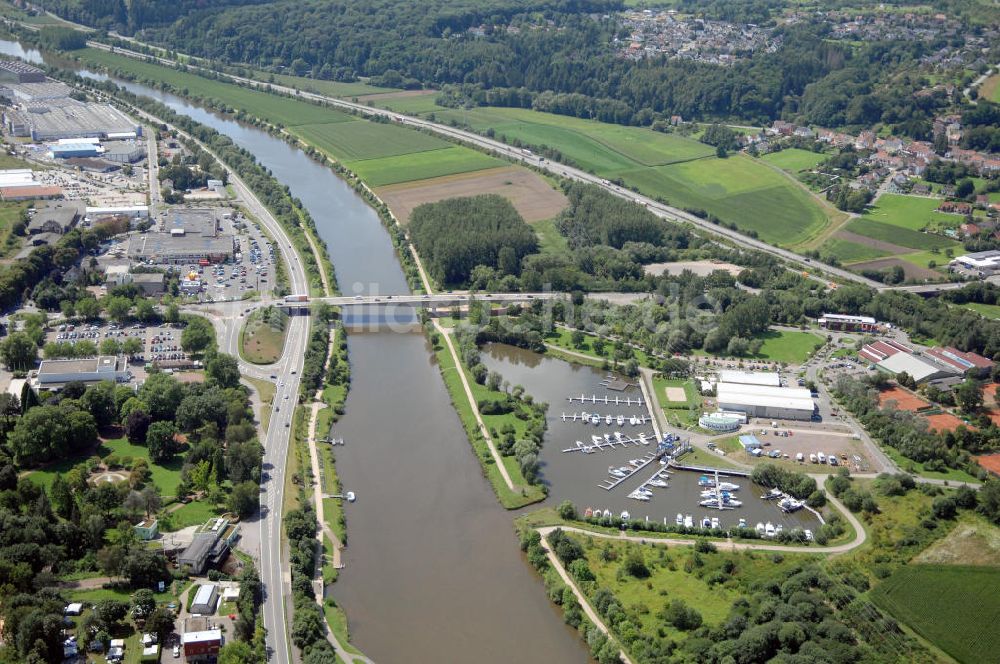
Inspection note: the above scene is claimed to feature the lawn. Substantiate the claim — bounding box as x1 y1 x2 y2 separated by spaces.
863 194 961 232
620 155 834 246
870 565 1000 664
844 218 957 251
290 120 449 161
244 375 276 431
981 73 1000 103
23 436 184 497
761 148 826 172
161 499 223 531
241 307 288 364
533 218 570 256
543 327 655 368
955 301 1000 320
651 375 701 428
825 237 891 264
0 200 27 258
346 146 502 186
77 48 354 127
696 329 824 364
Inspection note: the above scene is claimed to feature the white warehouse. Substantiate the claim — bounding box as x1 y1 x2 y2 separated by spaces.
716 382 815 421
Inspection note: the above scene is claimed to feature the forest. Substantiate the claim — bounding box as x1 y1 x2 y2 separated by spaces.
408 194 537 286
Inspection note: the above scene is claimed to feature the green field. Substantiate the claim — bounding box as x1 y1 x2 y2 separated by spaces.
871 565 1000 664
620 155 832 245
77 48 355 127
761 148 826 172
291 119 448 161
24 436 185 497
161 499 223 531
825 237 891 264
845 218 957 251
696 329 824 364
267 72 396 98
956 301 1000 319
346 146 502 186
532 218 570 255
0 201 27 258
864 194 962 232
371 93 446 115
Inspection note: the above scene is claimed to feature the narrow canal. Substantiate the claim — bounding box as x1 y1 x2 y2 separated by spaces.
1 39 591 663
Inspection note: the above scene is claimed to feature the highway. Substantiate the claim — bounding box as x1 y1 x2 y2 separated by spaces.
85 40 891 290
104 97 309 664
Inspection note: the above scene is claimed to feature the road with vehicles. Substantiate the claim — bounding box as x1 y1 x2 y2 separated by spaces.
106 97 311 664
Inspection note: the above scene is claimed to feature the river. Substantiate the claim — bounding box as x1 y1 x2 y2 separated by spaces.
0 38 590 663
480 345 820 532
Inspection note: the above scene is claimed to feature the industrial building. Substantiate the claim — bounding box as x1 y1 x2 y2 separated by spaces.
26 201 82 235
861 338 992 384
716 382 816 420
128 233 234 264
0 168 62 200
190 584 219 615
0 59 46 83
33 355 128 389
949 250 1000 277
718 370 781 387
818 313 881 333
3 96 141 141
102 140 146 163
877 352 957 384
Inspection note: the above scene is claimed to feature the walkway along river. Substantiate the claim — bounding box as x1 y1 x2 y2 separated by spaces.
1 39 592 663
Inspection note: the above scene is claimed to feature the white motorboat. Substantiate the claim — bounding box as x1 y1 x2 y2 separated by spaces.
628 491 650 502
604 433 612 443
701 516 712 528
738 518 747 528
584 507 594 518
724 498 742 507
591 414 600 425
614 431 624 441
638 433 648 444
602 509 612 519
629 458 644 467
711 517 720 529
698 476 714 487
804 529 813 541
609 468 628 478
629 416 638 425
683 515 694 528
582 446 594 454
764 522 775 537
676 513 683 525
617 415 625 426
620 510 630 521
779 497 803 513
761 488 783 500
591 435 603 444
647 478 668 488
606 415 613 425
717 482 740 491
775 524 784 534
346 491 356 502
755 522 765 533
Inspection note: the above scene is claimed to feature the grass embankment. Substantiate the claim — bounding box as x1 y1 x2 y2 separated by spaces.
955 301 1000 320
883 446 982 483
244 375 276 432
543 327 656 368
241 306 289 364
429 328 546 509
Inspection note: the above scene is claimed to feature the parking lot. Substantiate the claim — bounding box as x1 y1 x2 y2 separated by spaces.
45 321 194 383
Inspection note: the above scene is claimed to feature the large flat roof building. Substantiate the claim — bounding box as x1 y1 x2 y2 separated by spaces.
718 370 781 387
0 59 45 83
128 233 234 265
34 355 127 389
819 313 880 332
877 352 958 384
5 97 141 141
950 250 1000 277
716 382 815 421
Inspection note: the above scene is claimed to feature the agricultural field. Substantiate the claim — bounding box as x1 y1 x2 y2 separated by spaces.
823 237 891 263
77 48 353 127
760 148 826 173
290 120 449 161
346 146 502 187
620 155 834 246
265 72 396 98
843 217 958 251
863 194 963 232
913 518 1000 567
376 165 567 223
871 565 1000 664
360 90 443 114
981 73 1000 103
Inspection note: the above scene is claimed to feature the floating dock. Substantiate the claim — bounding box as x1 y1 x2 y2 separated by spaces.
668 463 750 478
560 412 650 424
560 431 654 453
567 393 644 406
599 451 660 491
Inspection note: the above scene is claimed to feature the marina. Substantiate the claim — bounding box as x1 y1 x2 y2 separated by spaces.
481 344 823 533
560 412 650 425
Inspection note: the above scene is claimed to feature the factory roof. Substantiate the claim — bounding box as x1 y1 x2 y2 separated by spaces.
4 81 73 101
21 98 138 139
128 233 233 259
0 169 36 187
167 208 218 236
718 370 781 387
37 356 121 376
878 352 957 382
819 313 877 324
716 382 815 412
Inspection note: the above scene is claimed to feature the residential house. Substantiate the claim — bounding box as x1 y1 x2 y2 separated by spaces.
938 201 972 215
912 183 931 196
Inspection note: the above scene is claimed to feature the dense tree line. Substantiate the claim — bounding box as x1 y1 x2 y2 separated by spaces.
409 195 537 286
556 182 687 251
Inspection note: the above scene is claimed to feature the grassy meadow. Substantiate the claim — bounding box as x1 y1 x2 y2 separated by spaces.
761 147 827 172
